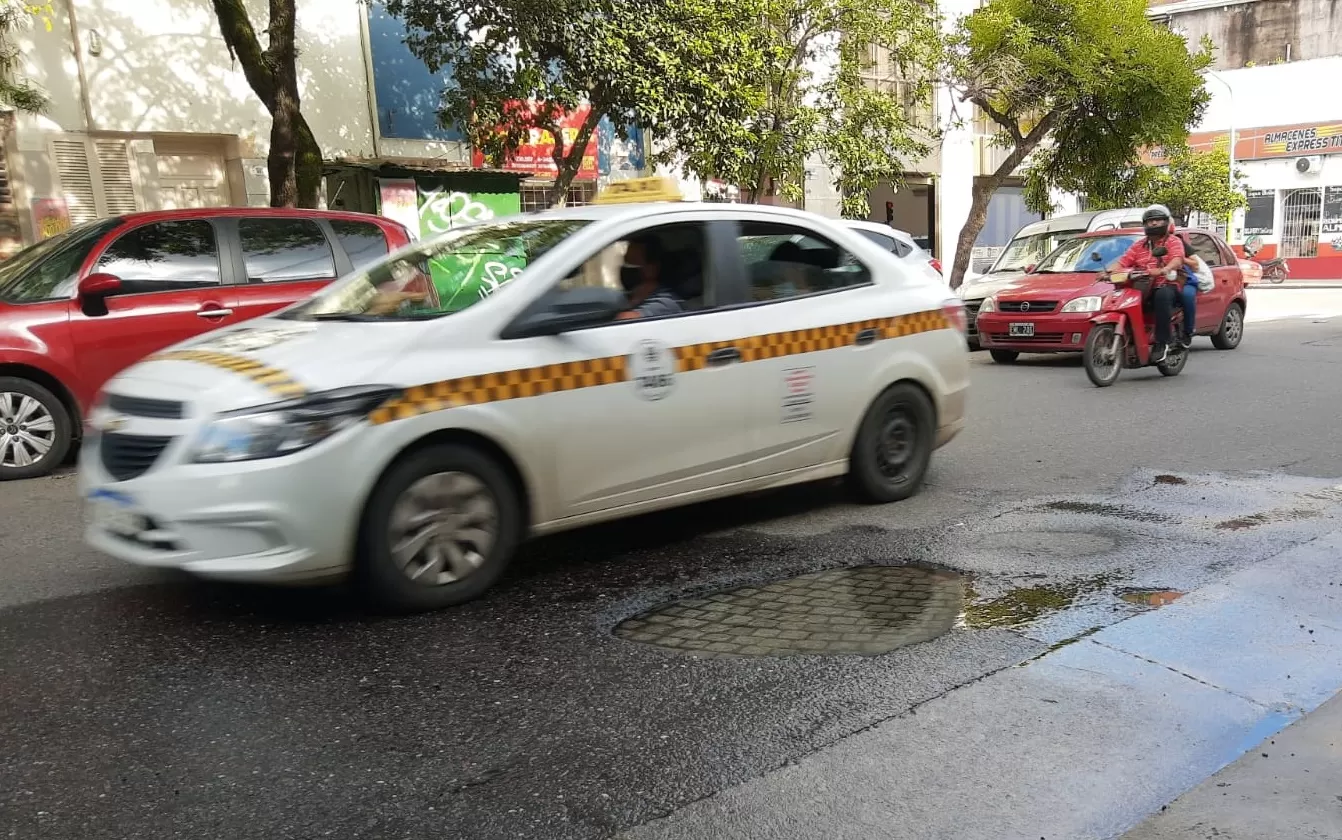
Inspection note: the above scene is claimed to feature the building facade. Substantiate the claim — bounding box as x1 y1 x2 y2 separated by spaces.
1150 0 1342 278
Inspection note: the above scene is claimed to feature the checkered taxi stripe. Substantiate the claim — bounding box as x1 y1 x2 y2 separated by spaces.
367 309 950 425
147 349 308 400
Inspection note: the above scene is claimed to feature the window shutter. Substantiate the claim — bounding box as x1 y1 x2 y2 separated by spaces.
51 139 98 224
95 139 139 215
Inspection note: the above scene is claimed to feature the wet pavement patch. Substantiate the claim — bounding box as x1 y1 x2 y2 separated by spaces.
1119 588 1186 607
972 531 1118 559
961 574 1118 629
1216 507 1323 531
1154 474 1188 485
615 565 965 657
1039 501 1175 524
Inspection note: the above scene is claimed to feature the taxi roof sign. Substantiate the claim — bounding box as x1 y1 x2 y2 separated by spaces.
592 176 684 206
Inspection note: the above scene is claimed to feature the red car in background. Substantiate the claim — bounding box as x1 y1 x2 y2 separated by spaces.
0 208 412 479
976 228 1248 364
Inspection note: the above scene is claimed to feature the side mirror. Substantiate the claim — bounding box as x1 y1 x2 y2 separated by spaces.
501 286 628 339
1151 246 1168 259
1024 264 1037 274
78 272 123 298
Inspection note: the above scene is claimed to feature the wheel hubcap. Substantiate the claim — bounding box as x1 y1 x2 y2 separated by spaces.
388 471 498 587
1226 308 1242 343
0 392 55 469
876 408 916 479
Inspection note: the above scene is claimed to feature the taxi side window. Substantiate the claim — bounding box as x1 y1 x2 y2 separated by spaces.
1186 233 1223 267
737 222 872 302
558 222 711 311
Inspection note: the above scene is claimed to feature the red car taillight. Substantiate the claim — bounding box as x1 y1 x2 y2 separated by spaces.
942 300 967 335
929 258 942 273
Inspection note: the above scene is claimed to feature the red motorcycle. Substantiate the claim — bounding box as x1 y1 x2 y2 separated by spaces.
1083 259 1188 388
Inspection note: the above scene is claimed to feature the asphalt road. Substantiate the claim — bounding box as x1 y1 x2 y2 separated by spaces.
3 296 1342 840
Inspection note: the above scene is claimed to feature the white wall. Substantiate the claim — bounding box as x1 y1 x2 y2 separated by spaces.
1196 57 1342 134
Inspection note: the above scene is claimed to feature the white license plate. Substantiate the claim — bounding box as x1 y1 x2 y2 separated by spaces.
88 492 145 537
1008 322 1035 337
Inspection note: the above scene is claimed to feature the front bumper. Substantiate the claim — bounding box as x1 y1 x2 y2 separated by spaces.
80 428 373 584
975 312 1096 352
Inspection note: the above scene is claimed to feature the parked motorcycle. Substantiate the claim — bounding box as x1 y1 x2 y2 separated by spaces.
1257 256 1290 284
1084 259 1188 388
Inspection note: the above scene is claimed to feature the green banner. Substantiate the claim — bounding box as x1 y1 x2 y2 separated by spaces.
416 184 523 309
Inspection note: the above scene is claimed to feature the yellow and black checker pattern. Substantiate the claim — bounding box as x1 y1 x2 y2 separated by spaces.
368 308 951 425
148 349 308 400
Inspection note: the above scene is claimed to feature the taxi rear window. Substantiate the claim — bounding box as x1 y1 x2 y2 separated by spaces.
283 219 589 322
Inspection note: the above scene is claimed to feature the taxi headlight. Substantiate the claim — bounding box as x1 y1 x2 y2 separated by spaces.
190 386 400 464
978 296 997 313
1060 296 1103 313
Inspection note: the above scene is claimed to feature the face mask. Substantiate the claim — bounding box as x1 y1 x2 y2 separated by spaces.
1145 223 1169 239
620 265 643 291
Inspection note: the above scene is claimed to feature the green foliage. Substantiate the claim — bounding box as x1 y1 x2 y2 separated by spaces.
384 0 765 206
0 1 49 113
944 0 1212 284
1084 146 1246 225
665 0 941 216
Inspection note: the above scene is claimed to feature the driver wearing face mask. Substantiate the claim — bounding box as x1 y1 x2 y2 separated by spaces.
615 237 685 320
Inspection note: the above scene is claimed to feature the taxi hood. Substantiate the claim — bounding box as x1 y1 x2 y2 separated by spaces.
995 271 1111 300
108 319 428 411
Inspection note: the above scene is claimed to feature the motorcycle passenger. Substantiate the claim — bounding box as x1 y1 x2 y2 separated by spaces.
1160 207 1199 348
1107 205 1186 364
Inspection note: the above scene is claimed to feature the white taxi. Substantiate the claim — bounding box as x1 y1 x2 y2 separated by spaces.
81 179 970 611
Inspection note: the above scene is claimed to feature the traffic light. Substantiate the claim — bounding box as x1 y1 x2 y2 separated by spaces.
885 201 894 223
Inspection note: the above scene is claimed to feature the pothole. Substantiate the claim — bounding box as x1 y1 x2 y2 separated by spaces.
972 531 1118 559
1215 507 1323 530
1119 588 1186 607
1154 474 1187 485
615 565 964 657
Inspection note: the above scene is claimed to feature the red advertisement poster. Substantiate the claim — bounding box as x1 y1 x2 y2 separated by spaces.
471 102 599 179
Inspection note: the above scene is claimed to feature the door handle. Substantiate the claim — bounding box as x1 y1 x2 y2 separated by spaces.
707 346 741 366
854 328 879 346
197 307 233 319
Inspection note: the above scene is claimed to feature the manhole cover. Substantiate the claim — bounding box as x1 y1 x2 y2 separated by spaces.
615 565 964 657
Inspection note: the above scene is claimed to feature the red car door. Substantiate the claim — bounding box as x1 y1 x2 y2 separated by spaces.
1185 231 1233 331
227 215 344 323
69 218 239 396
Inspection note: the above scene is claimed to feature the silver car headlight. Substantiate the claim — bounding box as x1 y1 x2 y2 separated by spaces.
1060 296 1103 313
978 296 997 313
190 386 400 464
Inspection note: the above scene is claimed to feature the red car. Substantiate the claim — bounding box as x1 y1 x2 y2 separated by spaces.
0 208 412 479
976 228 1248 364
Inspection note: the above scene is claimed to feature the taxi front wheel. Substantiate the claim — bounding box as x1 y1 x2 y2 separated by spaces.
357 444 522 612
848 383 935 504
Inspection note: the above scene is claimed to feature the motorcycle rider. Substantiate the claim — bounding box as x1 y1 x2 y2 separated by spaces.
1106 205 1186 363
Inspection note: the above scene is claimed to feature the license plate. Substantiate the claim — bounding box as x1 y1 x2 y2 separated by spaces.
1009 322 1035 337
88 490 145 537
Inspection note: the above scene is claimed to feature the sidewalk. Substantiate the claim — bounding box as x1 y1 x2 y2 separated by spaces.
1122 690 1342 839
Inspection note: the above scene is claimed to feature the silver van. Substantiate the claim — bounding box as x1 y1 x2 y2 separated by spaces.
960 208 1145 349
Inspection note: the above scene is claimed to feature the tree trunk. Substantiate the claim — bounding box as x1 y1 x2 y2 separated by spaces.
948 112 1059 289
546 111 601 208
211 0 320 208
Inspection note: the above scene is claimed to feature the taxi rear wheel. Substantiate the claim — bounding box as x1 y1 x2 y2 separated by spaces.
848 383 935 504
358 444 522 612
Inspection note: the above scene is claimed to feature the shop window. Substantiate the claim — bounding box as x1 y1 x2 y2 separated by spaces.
520 182 596 212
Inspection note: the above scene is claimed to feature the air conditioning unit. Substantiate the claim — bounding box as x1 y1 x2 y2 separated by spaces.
1295 155 1323 175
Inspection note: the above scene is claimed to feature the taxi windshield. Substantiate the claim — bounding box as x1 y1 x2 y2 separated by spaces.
281 218 589 322
1034 234 1140 273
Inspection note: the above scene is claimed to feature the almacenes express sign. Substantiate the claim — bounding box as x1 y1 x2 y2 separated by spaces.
1261 126 1342 155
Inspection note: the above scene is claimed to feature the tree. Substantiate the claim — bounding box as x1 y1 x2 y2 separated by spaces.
211 0 323 207
1084 146 1246 226
0 2 50 113
943 0 1212 288
665 0 942 218
384 0 766 207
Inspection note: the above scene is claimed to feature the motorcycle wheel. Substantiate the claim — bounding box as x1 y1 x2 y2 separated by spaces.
1157 342 1188 377
1084 324 1123 388
1269 265 1286 284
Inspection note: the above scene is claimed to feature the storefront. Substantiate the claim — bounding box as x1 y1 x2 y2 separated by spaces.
1151 120 1342 279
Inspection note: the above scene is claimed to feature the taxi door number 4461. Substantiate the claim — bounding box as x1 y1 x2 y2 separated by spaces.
1009 322 1035 337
